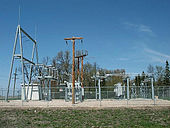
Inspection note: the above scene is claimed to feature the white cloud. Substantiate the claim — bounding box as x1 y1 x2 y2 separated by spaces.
124 22 155 36
118 58 129 61
138 24 153 33
144 48 170 63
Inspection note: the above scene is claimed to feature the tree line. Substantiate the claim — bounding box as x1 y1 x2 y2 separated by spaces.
146 61 170 86
42 50 170 87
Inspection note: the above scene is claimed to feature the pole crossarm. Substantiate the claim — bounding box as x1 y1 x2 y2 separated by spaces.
64 37 83 40
105 73 154 78
75 54 87 58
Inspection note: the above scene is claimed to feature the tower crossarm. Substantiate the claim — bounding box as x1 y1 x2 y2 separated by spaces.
14 54 35 65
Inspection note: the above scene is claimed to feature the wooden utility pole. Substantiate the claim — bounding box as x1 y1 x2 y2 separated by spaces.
64 37 83 104
75 51 88 100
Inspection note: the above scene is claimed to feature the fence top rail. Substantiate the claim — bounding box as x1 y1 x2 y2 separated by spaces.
1 86 170 90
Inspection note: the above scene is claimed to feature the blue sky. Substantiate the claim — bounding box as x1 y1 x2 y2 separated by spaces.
1 0 170 88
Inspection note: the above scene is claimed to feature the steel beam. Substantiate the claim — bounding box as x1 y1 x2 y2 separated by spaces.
14 54 35 65
19 25 26 101
151 78 154 100
127 78 130 100
6 26 19 101
13 68 17 97
20 27 37 44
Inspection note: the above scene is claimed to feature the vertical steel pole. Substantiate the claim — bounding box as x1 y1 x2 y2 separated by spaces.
28 43 35 100
98 79 101 101
98 79 101 106
95 78 97 100
123 84 125 99
81 56 84 100
39 81 42 100
77 57 80 82
72 40 75 104
49 79 51 101
151 78 154 100
19 25 26 101
13 68 17 97
127 78 129 100
6 26 19 101
35 43 39 72
45 79 48 101
81 57 84 88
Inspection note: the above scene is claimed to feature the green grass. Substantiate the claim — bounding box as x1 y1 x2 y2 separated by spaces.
0 107 170 128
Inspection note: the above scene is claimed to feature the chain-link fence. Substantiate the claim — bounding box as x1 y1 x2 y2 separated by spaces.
0 88 21 100
0 86 170 101
154 86 170 100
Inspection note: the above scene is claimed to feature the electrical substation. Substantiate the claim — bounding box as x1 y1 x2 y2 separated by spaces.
1 20 170 107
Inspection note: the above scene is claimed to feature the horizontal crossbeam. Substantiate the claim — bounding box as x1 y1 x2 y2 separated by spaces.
14 54 35 65
64 37 83 40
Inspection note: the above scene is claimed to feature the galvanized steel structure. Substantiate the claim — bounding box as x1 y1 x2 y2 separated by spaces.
6 25 39 101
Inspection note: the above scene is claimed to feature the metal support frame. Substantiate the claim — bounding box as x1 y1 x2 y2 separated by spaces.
95 78 97 100
151 77 154 100
98 79 101 101
127 78 130 100
36 64 58 101
12 68 18 97
92 72 106 101
6 25 38 101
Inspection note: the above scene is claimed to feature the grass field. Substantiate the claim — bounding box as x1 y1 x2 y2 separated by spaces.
0 107 170 128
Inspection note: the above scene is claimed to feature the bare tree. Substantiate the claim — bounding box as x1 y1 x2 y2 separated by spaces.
52 51 71 83
42 56 50 65
155 66 164 86
147 64 154 77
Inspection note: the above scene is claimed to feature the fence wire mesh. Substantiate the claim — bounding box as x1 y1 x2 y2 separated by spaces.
0 86 170 101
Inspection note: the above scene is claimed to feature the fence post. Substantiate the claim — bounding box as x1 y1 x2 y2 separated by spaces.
127 78 130 100
48 80 51 101
2 90 3 100
96 86 98 100
151 78 154 100
98 79 101 101
163 87 164 99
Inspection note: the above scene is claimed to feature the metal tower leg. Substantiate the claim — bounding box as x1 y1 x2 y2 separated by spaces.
19 25 26 101
27 43 35 100
6 26 19 101
13 68 17 97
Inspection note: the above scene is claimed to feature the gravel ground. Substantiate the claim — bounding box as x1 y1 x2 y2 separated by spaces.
0 99 170 108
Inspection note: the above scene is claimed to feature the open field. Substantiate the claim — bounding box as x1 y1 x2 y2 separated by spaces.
0 99 170 127
0 107 170 128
